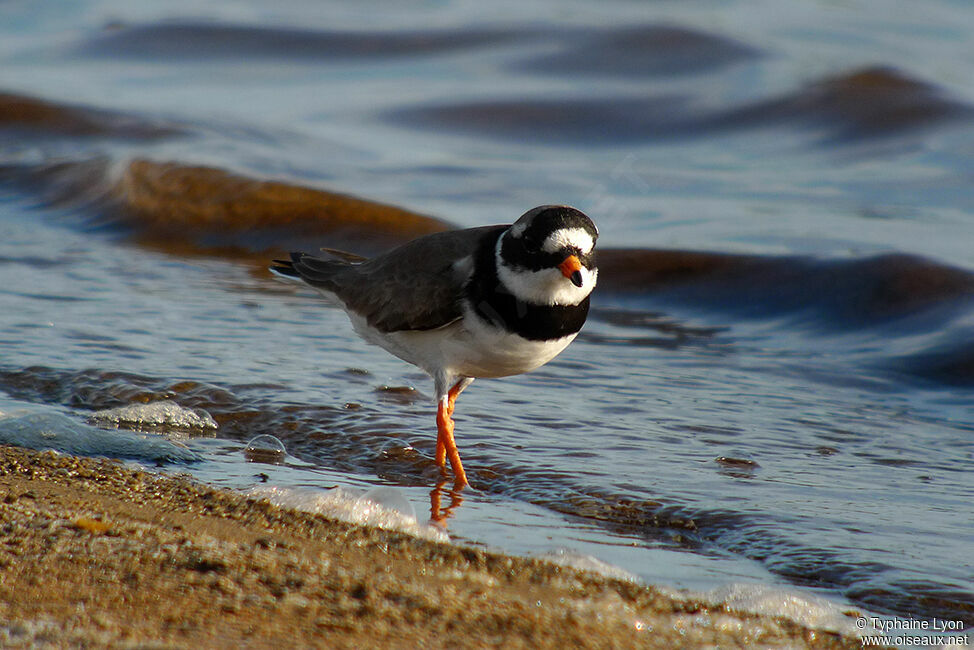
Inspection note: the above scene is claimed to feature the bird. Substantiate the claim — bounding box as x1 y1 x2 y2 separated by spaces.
270 205 598 488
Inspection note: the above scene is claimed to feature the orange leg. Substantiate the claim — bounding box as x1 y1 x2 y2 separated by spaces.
435 382 468 488
434 382 464 466
447 381 462 415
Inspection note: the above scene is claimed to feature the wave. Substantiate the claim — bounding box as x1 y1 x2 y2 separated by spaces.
75 20 754 76
595 249 974 384
597 248 974 330
0 91 182 139
1 157 453 256
15 158 974 336
510 24 758 77
77 21 524 61
111 159 453 254
390 67 973 144
4 148 974 384
891 340 974 387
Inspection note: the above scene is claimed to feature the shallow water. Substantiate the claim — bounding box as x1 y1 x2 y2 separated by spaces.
1 0 973 627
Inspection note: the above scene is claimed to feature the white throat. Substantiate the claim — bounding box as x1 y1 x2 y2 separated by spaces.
494 235 597 306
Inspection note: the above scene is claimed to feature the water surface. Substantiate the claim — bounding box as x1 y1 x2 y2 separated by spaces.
1 0 972 626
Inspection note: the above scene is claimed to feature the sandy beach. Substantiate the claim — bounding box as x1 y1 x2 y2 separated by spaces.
0 445 870 648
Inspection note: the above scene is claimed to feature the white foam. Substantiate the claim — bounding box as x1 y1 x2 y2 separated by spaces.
700 583 860 634
89 400 217 436
0 411 200 463
538 548 638 582
247 485 448 543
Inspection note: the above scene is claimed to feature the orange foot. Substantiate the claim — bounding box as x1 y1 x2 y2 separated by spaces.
435 381 468 488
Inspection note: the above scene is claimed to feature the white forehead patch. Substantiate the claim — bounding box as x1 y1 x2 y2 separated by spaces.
541 228 595 255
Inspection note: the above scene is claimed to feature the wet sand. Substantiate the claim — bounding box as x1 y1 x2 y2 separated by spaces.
0 445 868 648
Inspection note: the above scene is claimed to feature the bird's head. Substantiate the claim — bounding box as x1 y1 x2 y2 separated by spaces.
496 205 598 306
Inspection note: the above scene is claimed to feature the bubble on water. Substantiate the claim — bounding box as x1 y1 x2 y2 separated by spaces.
244 434 287 464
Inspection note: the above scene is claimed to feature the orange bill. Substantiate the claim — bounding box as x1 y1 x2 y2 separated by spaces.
558 254 584 287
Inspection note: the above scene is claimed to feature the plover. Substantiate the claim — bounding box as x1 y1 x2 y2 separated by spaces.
271 205 598 487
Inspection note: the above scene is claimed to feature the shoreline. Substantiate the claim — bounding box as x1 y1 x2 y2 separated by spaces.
0 445 870 648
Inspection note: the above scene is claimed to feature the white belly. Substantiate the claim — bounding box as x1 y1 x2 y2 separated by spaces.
347 308 577 380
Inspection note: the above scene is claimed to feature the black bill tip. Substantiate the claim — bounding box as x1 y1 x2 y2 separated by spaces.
570 270 583 287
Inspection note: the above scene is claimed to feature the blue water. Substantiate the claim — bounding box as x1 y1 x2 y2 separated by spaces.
1 0 972 626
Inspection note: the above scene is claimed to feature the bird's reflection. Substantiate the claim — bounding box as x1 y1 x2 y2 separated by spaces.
429 479 464 527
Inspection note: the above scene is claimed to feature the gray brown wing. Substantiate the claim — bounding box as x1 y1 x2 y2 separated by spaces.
291 225 505 333
320 247 368 263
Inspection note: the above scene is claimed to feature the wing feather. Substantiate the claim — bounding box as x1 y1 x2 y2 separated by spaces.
283 225 504 333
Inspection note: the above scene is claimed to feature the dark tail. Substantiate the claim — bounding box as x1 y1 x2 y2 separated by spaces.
269 251 351 290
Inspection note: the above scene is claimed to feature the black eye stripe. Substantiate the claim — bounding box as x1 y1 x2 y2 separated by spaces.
500 238 597 272
501 237 559 270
